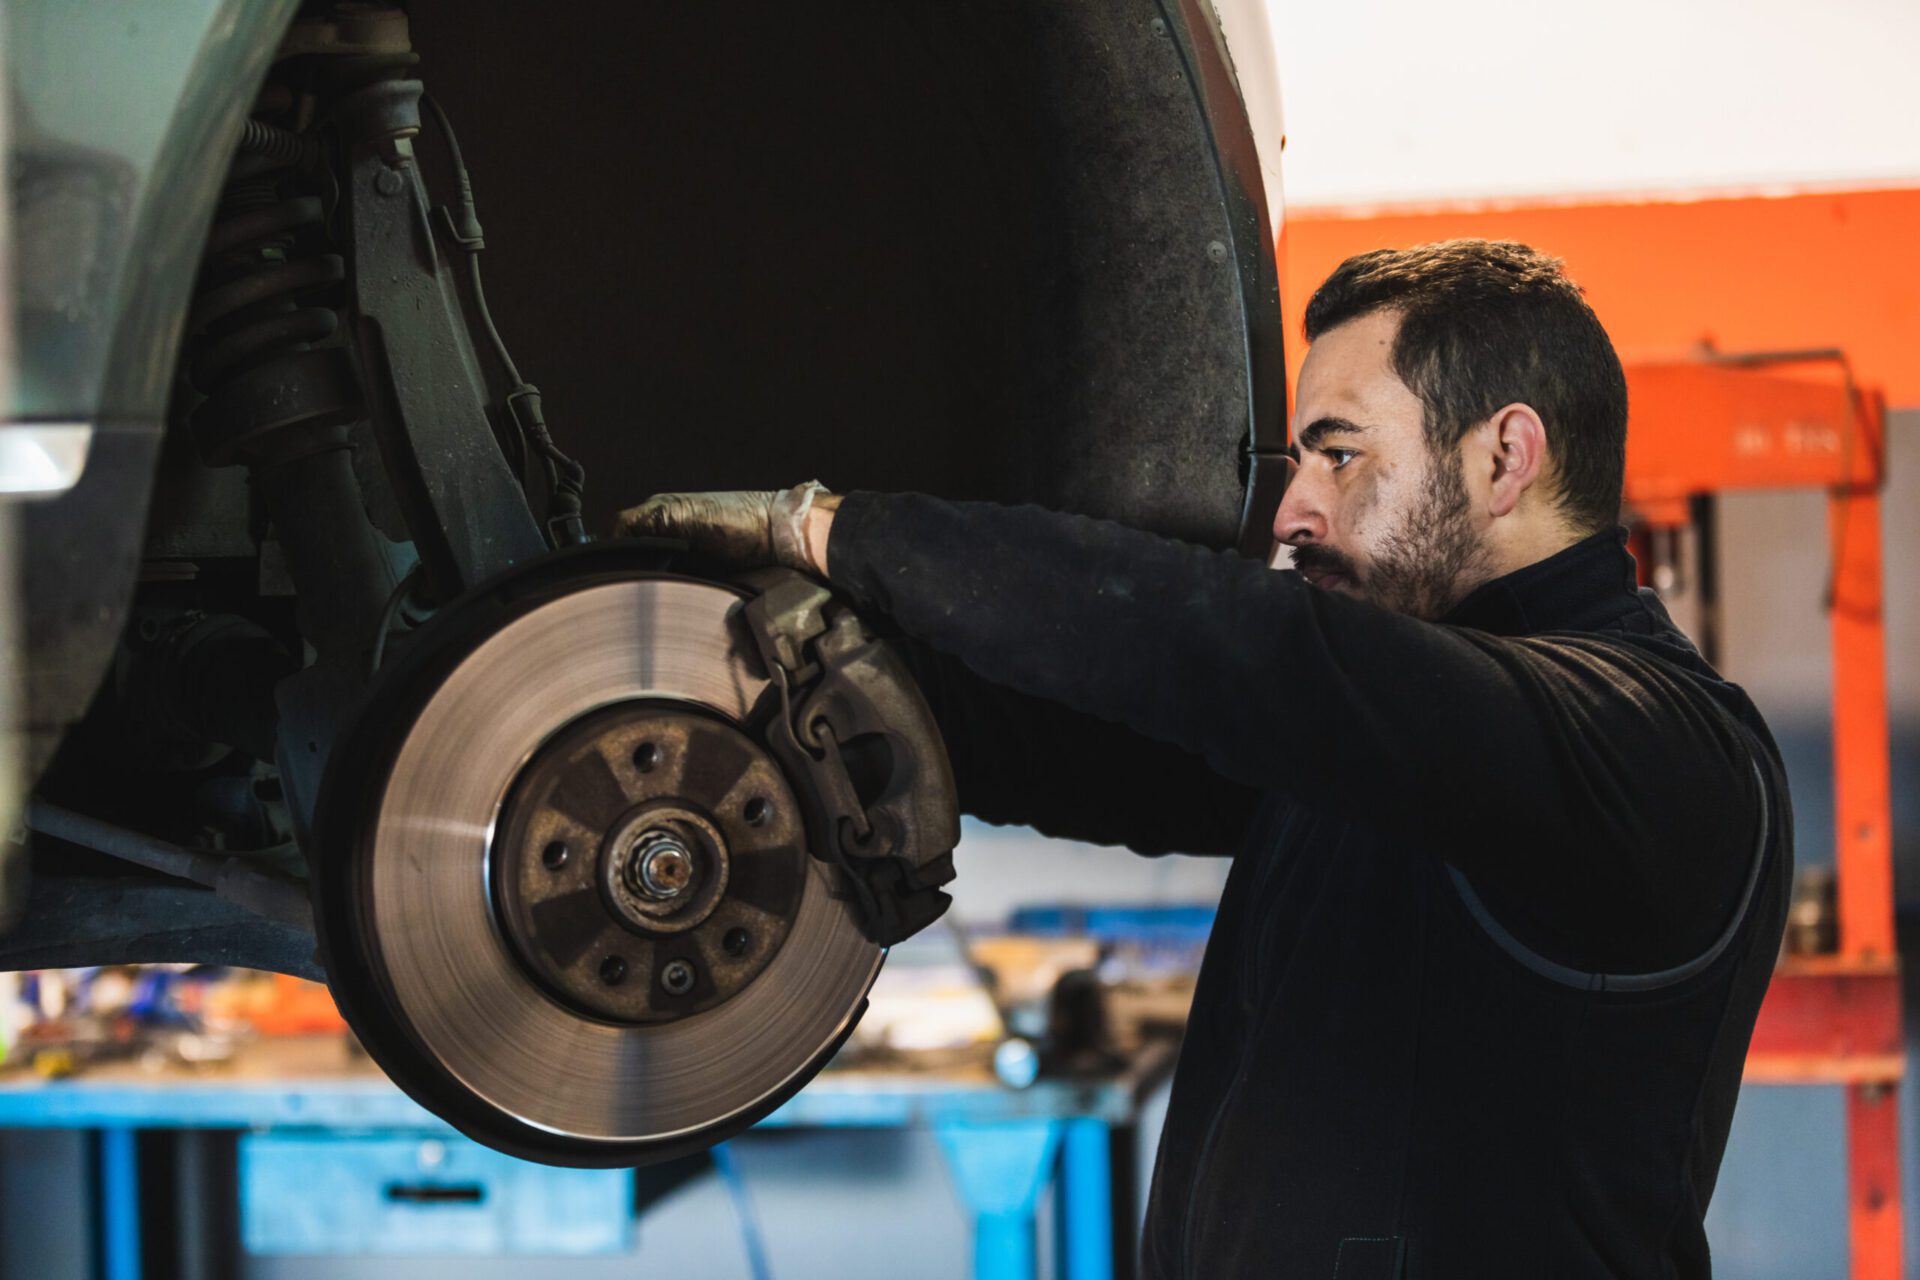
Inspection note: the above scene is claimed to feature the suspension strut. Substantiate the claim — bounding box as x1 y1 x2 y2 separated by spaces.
178 9 581 836
179 78 416 838
186 107 397 660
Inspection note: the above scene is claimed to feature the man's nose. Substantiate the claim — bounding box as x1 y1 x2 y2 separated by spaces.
1272 456 1324 545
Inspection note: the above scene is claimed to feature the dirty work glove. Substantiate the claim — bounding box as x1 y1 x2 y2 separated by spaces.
613 481 831 573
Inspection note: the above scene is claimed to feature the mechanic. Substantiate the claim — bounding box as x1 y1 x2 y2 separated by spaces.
618 240 1791 1279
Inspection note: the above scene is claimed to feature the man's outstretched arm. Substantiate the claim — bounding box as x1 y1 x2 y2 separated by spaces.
886 635 1258 856
622 486 1761 948
615 486 1256 856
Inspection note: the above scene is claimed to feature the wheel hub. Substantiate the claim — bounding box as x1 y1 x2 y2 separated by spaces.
490 704 803 1023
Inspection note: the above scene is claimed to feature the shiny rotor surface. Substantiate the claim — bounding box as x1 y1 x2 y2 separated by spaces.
368 577 880 1145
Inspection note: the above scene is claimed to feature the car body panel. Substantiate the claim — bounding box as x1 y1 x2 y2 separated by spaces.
5 0 299 777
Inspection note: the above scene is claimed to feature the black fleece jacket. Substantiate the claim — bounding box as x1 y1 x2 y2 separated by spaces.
826 492 1790 1279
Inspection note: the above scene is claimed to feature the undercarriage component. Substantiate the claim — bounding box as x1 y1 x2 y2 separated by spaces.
315 547 953 1164
25 801 310 931
0 873 318 979
333 73 550 598
165 8 582 844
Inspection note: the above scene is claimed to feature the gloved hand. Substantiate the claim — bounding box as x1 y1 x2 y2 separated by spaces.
613 481 832 573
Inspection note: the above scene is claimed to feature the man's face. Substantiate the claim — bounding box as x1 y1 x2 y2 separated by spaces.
1273 310 1492 620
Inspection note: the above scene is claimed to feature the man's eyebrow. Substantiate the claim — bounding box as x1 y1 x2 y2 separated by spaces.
1295 417 1370 452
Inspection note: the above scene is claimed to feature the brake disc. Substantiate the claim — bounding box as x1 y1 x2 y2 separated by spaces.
313 549 898 1166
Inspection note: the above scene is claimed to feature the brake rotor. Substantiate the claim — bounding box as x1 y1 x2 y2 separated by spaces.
314 553 882 1166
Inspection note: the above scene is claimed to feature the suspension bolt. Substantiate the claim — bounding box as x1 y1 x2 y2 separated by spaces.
660 959 696 996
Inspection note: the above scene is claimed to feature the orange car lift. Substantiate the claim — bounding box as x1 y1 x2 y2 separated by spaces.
1622 352 1900 1280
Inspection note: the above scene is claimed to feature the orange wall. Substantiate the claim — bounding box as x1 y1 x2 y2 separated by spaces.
1282 188 1920 408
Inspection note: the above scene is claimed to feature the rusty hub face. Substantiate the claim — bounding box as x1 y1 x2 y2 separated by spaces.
491 703 807 1024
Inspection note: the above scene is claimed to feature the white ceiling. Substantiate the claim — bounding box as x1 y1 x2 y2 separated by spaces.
1259 0 1920 209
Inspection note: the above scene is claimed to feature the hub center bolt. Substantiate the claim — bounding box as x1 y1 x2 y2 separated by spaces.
626 831 696 901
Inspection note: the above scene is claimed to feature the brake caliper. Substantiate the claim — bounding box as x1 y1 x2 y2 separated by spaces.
741 572 959 947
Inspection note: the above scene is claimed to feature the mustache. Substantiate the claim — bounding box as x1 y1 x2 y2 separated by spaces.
1290 544 1359 581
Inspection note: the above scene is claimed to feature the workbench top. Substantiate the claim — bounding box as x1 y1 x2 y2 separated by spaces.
0 1034 1177 1131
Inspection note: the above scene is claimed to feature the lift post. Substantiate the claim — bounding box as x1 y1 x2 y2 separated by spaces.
1622 352 1901 1280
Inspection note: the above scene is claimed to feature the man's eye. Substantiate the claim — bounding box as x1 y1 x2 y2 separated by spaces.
1327 448 1358 471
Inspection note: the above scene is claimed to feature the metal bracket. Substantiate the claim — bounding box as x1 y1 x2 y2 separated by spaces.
740 572 959 947
335 78 546 600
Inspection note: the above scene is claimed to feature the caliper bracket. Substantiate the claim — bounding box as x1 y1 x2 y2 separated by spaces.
740 572 959 947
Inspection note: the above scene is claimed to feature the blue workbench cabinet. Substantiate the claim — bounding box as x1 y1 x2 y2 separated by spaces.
239 1132 634 1255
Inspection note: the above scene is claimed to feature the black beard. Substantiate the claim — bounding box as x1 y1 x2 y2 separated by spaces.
1362 447 1493 620
1291 541 1359 581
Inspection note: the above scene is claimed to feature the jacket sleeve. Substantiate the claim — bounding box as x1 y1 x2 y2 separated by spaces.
826 492 1762 958
887 635 1257 856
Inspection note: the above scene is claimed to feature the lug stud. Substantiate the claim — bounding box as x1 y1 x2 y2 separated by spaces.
660 959 696 996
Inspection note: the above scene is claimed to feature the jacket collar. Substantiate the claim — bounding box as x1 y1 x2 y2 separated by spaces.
1439 527 1641 637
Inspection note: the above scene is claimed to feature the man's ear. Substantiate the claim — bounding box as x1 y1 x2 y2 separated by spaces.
1480 403 1548 519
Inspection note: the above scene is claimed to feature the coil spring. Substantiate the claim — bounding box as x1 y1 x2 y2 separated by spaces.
187 121 343 402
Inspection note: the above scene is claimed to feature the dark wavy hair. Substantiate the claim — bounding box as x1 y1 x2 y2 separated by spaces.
1303 239 1628 533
